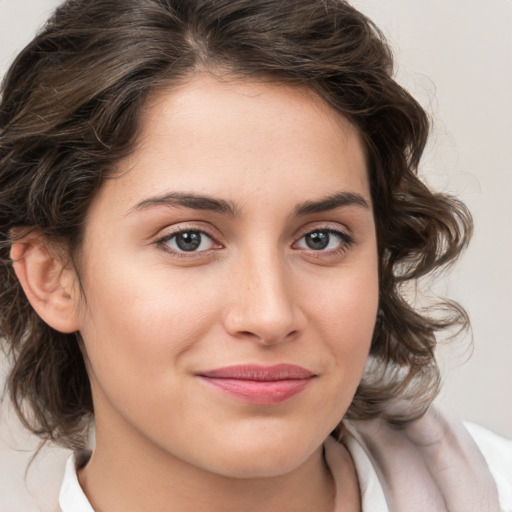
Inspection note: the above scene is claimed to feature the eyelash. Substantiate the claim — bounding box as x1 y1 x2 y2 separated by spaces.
155 226 355 259
293 228 355 258
155 227 220 259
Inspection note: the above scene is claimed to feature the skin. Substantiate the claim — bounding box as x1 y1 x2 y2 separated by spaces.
20 75 380 511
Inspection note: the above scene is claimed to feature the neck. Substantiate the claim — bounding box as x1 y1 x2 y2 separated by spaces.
78 415 340 512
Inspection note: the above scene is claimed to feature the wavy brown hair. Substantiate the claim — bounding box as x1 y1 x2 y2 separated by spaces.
0 0 472 450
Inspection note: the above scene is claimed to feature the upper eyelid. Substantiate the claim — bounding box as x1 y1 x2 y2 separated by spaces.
295 229 353 244
293 222 353 240
155 223 220 241
157 229 215 243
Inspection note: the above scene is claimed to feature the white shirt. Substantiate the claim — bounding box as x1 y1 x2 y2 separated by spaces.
59 415 512 511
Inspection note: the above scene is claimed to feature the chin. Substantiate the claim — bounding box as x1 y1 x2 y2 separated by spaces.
212 455 311 479
194 431 325 479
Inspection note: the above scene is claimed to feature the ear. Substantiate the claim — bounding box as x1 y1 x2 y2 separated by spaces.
10 230 81 333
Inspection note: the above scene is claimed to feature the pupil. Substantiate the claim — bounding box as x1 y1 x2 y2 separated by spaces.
176 231 201 251
306 231 329 250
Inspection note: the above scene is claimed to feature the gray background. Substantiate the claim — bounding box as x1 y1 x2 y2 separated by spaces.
1 0 511 510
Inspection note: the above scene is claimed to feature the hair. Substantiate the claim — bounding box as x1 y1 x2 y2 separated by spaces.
0 0 472 450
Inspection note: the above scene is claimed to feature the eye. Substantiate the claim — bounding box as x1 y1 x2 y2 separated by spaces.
294 229 353 252
159 230 219 253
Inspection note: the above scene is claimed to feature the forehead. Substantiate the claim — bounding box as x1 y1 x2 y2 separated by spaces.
93 74 370 215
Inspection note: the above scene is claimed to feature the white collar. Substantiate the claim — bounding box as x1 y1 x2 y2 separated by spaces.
59 454 95 512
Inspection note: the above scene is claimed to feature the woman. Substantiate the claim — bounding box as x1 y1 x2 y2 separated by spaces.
0 0 510 510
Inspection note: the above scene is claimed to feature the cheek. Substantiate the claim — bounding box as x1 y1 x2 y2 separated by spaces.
77 257 221 395
289 263 378 436
77 277 222 438
305 263 379 369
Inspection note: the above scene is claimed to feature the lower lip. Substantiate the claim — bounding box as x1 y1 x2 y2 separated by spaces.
199 377 312 405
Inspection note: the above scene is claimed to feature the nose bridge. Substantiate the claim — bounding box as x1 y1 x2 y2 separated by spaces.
224 242 300 344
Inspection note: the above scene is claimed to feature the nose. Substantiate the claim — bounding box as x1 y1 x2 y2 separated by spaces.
223 249 304 345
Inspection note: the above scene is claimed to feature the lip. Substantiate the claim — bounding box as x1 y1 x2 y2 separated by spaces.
197 364 315 405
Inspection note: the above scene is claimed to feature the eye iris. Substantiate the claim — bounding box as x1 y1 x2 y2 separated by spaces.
305 231 329 250
175 231 202 251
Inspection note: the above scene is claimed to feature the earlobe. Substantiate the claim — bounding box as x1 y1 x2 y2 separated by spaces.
10 231 81 333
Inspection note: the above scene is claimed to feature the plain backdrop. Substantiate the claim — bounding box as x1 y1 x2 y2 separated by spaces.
1 1 511 510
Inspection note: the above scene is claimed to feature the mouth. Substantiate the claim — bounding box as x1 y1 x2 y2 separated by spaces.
197 364 316 405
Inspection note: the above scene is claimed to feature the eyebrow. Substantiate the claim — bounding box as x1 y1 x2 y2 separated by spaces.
294 191 370 216
129 192 240 216
129 190 369 217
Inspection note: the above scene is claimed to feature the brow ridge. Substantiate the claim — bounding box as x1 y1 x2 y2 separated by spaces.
130 192 239 216
294 191 370 216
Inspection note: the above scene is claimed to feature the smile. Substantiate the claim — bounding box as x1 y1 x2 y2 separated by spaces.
198 364 316 405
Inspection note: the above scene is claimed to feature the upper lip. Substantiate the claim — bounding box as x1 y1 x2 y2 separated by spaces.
198 364 315 381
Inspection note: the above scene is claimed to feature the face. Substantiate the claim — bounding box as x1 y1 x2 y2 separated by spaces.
74 75 379 478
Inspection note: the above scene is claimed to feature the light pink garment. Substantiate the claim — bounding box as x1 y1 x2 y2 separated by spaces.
331 405 502 511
